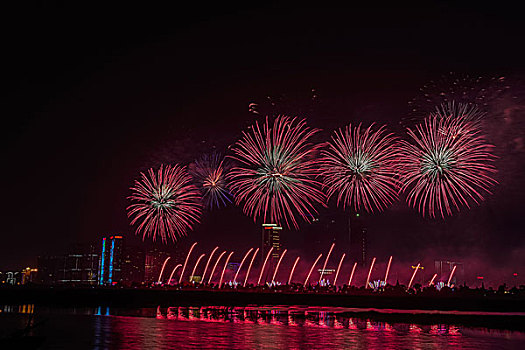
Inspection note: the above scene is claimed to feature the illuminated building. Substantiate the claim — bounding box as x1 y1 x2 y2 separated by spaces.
21 267 38 284
349 213 367 266
121 244 146 286
98 236 123 285
261 223 282 264
144 247 171 284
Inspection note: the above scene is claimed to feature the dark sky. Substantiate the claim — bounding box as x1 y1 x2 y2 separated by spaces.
2 1 524 274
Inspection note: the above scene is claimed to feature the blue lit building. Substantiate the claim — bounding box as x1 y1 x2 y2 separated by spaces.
98 235 123 285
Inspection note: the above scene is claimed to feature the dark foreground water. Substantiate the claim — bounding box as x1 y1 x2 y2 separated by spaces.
1 305 524 349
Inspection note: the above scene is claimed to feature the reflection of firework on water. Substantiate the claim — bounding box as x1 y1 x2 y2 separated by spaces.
320 123 400 213
190 153 232 209
228 116 325 228
127 164 202 242
398 111 497 218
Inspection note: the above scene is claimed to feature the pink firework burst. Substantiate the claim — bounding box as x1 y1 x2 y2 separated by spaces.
127 164 202 242
398 107 497 218
227 116 325 229
320 123 400 212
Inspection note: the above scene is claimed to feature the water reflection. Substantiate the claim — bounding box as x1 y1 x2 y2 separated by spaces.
1 304 523 349
158 306 464 335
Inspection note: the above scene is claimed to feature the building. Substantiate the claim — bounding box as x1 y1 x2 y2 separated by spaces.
21 267 38 284
348 213 367 266
0 271 22 285
261 223 282 264
37 245 99 285
435 260 464 285
144 247 171 284
121 244 146 286
98 236 123 285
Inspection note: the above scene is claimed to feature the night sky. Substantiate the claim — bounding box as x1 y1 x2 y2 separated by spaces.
2 2 524 276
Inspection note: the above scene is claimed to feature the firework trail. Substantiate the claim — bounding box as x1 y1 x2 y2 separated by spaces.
168 264 182 285
208 251 226 284
228 116 325 229
127 164 202 242
447 265 457 286
158 257 171 283
304 254 323 286
190 254 206 280
365 257 376 289
384 256 393 285
179 242 197 284
190 152 232 209
257 247 274 285
219 251 234 288
288 257 300 285
348 262 357 286
319 243 335 282
408 263 421 289
272 249 287 283
244 248 259 287
320 124 400 212
201 246 218 283
333 253 346 286
398 110 497 217
429 273 438 286
233 248 254 284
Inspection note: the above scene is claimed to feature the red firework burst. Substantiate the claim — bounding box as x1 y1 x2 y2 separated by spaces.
398 108 497 218
227 116 325 228
127 164 202 242
320 123 400 212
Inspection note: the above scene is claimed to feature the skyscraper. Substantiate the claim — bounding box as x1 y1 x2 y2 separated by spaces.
98 236 123 285
261 223 282 265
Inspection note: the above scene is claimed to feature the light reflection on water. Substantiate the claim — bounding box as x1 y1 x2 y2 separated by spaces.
1 304 524 349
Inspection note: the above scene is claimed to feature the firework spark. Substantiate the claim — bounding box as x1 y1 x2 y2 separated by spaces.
228 116 325 229
288 257 300 285
399 108 497 217
244 248 259 287
272 249 287 283
333 253 345 286
233 248 254 284
168 264 182 285
304 254 323 286
191 153 232 209
201 246 219 283
408 263 420 289
127 164 202 242
219 251 234 288
320 124 400 212
365 257 376 289
348 262 357 286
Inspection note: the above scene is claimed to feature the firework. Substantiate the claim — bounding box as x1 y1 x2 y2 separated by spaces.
319 243 335 282
191 153 232 209
398 109 496 217
384 256 393 285
127 164 202 242
190 254 206 280
272 249 287 283
228 116 325 229
429 273 438 286
257 247 274 285
348 262 357 286
304 254 323 286
365 257 376 289
158 257 171 283
320 124 400 212
208 251 226 284
244 248 259 287
447 265 457 286
201 246 219 283
168 264 182 285
219 251 234 288
233 248 254 284
288 257 300 285
179 242 197 284
408 263 420 289
333 253 345 286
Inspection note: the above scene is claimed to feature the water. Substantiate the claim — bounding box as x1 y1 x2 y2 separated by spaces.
1 305 524 349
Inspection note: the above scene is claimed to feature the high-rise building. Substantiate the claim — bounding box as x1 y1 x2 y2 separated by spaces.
144 247 171 284
98 236 123 285
261 224 282 263
37 255 60 284
121 244 146 286
21 267 38 284
57 245 99 285
348 213 367 266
